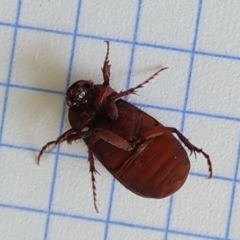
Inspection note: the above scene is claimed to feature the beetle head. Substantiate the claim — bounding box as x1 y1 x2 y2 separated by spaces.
66 80 94 107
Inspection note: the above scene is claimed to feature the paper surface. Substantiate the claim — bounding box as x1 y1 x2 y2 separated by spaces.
0 0 240 239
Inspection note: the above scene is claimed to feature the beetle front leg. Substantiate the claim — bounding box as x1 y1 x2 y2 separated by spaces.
141 126 213 178
102 40 110 85
96 41 111 105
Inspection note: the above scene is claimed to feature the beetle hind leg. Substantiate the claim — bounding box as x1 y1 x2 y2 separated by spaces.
88 148 100 213
172 129 213 179
141 126 213 179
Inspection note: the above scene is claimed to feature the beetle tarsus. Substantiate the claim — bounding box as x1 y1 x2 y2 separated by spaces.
88 148 99 213
37 140 56 164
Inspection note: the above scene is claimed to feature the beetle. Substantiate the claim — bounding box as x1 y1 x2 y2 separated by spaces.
38 41 212 212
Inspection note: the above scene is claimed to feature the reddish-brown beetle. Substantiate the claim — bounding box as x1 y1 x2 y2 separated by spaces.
38 41 212 212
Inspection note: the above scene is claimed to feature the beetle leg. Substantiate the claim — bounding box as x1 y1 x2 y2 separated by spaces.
37 129 94 164
104 66 167 119
88 148 100 213
105 97 119 120
110 67 168 100
141 126 213 178
37 128 75 164
96 41 111 105
102 40 110 85
95 128 133 151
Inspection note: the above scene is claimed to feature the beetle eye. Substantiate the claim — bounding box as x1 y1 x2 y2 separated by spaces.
78 91 86 99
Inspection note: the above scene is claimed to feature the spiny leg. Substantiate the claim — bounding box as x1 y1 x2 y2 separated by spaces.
88 147 99 213
110 67 168 100
37 128 75 164
104 67 167 120
141 126 213 178
96 41 111 105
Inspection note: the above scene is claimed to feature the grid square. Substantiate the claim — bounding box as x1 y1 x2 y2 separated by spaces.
0 147 54 209
138 0 198 48
129 46 190 109
197 0 240 55
184 114 240 178
0 207 45 240
170 175 231 237
188 55 240 118
2 88 63 149
0 26 14 83
107 224 164 240
48 215 105 240
78 0 137 40
0 0 18 23
11 29 72 91
228 184 240 239
52 155 112 217
110 180 169 229
20 0 78 32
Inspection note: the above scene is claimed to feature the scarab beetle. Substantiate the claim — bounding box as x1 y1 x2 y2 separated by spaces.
38 41 212 212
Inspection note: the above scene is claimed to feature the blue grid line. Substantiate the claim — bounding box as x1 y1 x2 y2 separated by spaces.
103 178 115 240
164 1 203 239
1 140 236 184
0 0 22 144
0 202 227 240
1 79 240 123
2 74 240 124
42 1 83 239
0 82 64 95
3 70 240 122
224 129 240 239
2 21 240 62
0 203 47 214
103 1 143 239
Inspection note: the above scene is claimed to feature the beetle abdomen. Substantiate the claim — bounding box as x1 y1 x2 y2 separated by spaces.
112 134 190 199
